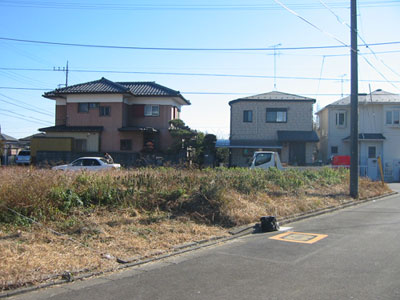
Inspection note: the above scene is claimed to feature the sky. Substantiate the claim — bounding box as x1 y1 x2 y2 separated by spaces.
0 0 399 139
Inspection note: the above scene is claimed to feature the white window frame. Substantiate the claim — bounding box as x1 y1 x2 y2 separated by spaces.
144 105 160 117
335 111 347 128
385 109 400 126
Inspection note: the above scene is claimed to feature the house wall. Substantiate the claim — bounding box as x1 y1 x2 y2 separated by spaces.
325 106 351 160
230 100 314 140
45 132 100 152
55 105 67 125
382 103 400 163
127 104 175 149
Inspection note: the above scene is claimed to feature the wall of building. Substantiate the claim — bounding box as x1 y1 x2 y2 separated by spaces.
55 105 67 125
45 132 100 152
230 100 314 141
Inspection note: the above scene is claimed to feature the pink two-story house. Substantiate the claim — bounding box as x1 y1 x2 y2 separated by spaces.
40 77 190 153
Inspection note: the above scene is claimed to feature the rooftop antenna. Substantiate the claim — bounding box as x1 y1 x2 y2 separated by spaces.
270 43 281 90
53 61 69 87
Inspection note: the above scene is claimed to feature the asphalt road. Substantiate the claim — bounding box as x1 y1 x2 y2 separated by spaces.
12 184 400 300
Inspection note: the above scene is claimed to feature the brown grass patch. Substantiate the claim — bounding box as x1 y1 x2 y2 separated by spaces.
0 166 392 291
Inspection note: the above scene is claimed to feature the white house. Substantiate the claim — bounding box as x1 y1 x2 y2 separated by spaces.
316 89 400 181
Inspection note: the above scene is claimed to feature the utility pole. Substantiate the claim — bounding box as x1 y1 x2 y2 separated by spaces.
350 0 359 198
53 61 69 87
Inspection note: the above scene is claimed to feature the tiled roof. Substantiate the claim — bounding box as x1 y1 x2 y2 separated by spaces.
39 125 103 132
44 78 130 97
43 77 190 104
229 91 315 105
319 89 400 111
277 130 319 142
117 81 181 97
0 133 18 142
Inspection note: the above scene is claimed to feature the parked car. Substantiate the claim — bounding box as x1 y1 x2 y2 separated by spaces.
52 157 121 171
249 151 283 170
15 150 31 165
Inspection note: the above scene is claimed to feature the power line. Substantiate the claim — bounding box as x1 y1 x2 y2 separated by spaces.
272 0 349 48
0 1 398 11
0 108 52 124
0 111 52 126
1 36 400 52
319 0 400 91
0 94 53 117
1 68 400 84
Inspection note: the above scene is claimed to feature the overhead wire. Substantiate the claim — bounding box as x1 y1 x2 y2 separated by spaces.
319 0 400 91
0 94 53 117
1 36 400 52
0 1 398 11
271 0 350 48
2 67 400 84
0 108 52 125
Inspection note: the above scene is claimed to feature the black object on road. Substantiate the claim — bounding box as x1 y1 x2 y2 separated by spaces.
260 216 279 232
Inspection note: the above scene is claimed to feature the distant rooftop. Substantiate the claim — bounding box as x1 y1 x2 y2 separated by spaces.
229 91 315 105
318 89 400 112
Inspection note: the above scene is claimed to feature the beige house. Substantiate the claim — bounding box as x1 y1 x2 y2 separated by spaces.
226 91 319 167
39 77 190 154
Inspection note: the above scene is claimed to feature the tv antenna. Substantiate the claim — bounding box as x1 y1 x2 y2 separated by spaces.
270 43 281 90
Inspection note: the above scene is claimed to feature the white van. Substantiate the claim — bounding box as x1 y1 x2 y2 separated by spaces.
249 151 283 170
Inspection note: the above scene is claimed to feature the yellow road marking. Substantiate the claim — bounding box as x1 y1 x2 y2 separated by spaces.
269 231 328 244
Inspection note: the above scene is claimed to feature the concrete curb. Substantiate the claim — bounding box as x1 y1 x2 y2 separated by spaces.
0 191 396 298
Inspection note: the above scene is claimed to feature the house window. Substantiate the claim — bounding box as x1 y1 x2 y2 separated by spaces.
331 146 338 155
78 103 89 113
75 139 87 152
89 103 99 109
120 139 132 151
144 105 160 116
243 110 253 123
99 106 111 116
335 111 346 127
368 146 376 158
266 108 287 123
386 110 400 125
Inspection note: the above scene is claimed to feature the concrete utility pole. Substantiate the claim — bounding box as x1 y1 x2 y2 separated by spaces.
350 0 359 198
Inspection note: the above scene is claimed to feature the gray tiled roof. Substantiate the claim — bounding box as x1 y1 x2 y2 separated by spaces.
229 91 315 105
322 89 400 108
0 133 18 142
117 81 181 97
43 77 190 104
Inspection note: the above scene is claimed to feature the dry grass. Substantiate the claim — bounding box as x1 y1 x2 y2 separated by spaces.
0 166 392 291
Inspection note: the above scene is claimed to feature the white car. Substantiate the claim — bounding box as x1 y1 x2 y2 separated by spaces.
52 157 121 171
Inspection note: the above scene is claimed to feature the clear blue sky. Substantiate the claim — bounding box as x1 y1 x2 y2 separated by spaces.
0 0 399 139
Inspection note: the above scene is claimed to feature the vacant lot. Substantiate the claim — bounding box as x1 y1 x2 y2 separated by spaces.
0 166 391 291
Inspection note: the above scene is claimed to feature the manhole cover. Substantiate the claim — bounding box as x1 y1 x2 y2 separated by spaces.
269 231 328 244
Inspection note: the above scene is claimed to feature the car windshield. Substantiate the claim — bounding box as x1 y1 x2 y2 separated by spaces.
18 151 30 156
